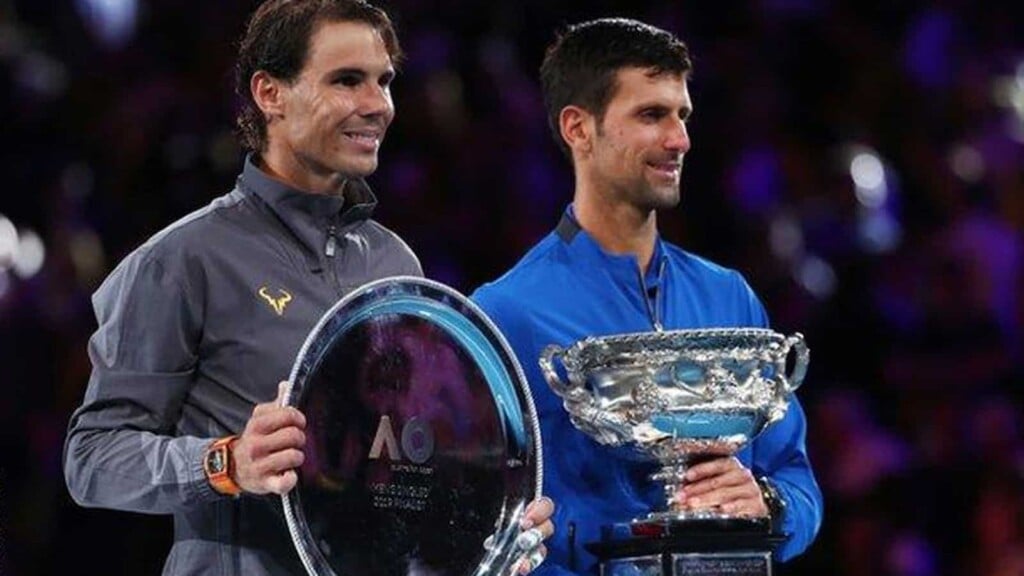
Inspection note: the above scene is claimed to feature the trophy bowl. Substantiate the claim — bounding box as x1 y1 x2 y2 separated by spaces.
539 328 807 524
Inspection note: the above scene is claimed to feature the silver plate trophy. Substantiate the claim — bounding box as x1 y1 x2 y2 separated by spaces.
282 277 542 576
540 328 808 525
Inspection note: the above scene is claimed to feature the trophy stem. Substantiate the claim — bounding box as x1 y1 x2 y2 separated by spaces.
651 461 689 515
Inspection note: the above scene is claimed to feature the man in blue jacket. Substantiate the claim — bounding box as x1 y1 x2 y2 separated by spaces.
472 18 823 575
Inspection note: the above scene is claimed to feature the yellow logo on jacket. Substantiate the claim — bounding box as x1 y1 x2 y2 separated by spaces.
258 286 292 316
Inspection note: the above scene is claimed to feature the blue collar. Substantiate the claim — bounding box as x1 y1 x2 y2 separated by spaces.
555 205 667 285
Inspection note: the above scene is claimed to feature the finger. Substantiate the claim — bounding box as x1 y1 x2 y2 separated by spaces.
681 478 714 498
250 381 296 417
516 544 547 574
684 456 738 481
255 448 305 476
533 520 554 541
248 406 306 435
265 469 298 495
720 496 769 517
277 380 292 405
251 399 276 418
516 528 544 551
687 484 759 512
682 476 724 498
252 426 306 456
521 496 554 529
683 468 751 497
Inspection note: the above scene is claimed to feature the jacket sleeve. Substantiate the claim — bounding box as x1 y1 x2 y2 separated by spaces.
752 397 823 561
63 247 225 514
737 272 824 560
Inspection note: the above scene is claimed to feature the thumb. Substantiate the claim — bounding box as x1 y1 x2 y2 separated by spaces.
267 470 298 495
277 380 293 406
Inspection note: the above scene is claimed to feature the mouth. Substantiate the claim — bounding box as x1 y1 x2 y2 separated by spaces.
646 160 681 179
342 129 383 150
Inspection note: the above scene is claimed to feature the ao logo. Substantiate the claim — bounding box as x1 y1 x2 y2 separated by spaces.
368 415 435 464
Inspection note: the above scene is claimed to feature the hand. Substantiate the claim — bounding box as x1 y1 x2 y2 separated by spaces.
231 381 307 495
677 457 767 518
513 496 555 574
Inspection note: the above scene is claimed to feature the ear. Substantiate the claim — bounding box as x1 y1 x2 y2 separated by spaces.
251 70 287 118
559 105 595 157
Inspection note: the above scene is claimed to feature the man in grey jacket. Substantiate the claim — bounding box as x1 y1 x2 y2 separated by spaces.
63 1 553 574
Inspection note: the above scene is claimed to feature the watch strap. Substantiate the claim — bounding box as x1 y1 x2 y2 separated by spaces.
204 435 242 496
757 475 786 533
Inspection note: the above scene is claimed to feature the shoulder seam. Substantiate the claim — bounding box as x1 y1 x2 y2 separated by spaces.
140 191 246 250
362 219 422 272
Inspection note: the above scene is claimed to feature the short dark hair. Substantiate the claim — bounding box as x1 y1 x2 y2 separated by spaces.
539 18 692 158
234 0 403 152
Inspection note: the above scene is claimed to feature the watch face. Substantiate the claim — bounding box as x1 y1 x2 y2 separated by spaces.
281 277 542 576
207 449 226 474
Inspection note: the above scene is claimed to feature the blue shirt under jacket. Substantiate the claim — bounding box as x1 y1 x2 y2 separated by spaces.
471 209 823 575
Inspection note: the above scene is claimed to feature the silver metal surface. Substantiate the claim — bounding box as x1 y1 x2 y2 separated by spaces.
282 276 542 576
540 328 808 522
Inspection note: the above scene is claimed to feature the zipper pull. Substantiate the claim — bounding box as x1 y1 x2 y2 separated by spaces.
567 521 577 572
325 225 337 257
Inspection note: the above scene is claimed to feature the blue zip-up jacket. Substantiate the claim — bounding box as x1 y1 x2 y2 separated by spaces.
472 209 823 575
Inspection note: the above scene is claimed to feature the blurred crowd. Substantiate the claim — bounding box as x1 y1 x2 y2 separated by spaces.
1 0 1023 575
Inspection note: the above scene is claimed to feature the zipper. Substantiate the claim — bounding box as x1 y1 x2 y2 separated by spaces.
325 225 338 257
567 521 577 572
637 258 667 331
323 224 344 296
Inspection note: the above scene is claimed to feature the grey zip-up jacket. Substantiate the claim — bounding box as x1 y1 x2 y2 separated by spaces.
64 156 422 575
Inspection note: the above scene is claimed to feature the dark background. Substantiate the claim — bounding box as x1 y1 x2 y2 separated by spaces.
2 0 1023 575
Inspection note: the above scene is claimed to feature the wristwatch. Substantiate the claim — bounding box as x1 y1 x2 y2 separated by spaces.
757 476 786 533
204 435 242 496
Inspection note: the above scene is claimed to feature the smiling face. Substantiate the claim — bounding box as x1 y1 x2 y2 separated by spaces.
583 67 692 212
258 20 396 193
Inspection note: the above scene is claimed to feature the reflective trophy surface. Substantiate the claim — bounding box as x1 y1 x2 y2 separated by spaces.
540 328 808 576
281 277 543 576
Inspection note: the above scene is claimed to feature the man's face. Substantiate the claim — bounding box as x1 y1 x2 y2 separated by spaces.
587 67 692 211
269 20 395 184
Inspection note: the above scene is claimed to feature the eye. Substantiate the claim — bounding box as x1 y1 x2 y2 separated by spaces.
333 73 363 87
641 109 664 120
378 72 395 89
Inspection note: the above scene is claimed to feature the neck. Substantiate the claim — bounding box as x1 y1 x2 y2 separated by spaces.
259 148 347 195
573 184 658 273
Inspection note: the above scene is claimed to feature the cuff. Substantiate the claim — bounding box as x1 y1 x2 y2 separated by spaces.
187 436 229 503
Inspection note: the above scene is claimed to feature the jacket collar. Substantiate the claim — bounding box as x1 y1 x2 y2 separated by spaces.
237 154 378 256
556 205 667 286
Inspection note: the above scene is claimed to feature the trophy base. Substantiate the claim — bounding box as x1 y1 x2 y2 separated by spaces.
646 509 772 524
588 519 784 576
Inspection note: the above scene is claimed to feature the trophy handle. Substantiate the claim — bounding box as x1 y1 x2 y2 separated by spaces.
540 344 633 447
780 333 809 392
540 344 575 397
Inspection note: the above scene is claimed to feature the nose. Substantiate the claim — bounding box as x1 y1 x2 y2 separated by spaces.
360 82 393 119
665 119 690 154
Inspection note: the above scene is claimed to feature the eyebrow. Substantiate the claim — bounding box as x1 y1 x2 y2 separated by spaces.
635 103 693 119
326 66 396 80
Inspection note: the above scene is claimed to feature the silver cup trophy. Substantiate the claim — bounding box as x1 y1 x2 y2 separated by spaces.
540 328 808 527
